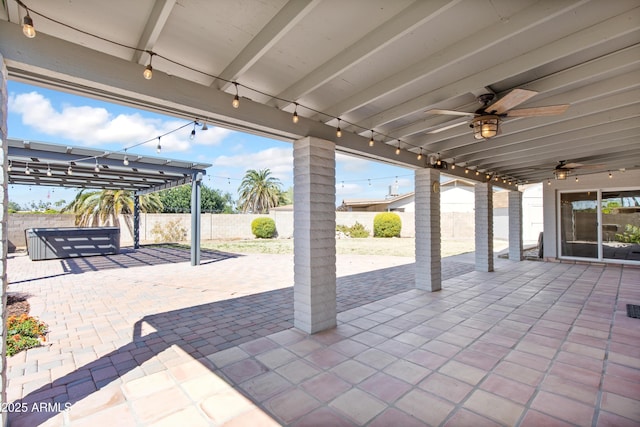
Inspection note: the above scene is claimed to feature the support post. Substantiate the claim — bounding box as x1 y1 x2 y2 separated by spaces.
415 168 441 291
475 181 494 272
191 172 202 266
0 53 9 426
293 137 336 334
133 194 140 249
508 190 524 261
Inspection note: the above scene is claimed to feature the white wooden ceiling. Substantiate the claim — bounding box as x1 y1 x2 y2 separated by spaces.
1 0 638 186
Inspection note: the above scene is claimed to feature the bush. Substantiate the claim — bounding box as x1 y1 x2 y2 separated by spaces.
6 314 48 357
252 217 277 239
336 222 370 238
373 212 402 237
150 219 187 243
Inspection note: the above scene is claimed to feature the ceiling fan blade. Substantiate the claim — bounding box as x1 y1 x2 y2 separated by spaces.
427 120 468 134
506 104 569 117
426 109 475 117
573 163 606 169
486 89 538 114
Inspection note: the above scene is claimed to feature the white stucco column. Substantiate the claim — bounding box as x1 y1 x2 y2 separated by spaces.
293 137 336 334
475 181 494 272
508 190 524 261
0 53 9 425
415 168 441 291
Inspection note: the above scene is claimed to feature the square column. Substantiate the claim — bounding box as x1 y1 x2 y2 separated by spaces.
0 54 9 424
415 168 441 291
475 182 494 272
293 137 336 333
508 190 524 261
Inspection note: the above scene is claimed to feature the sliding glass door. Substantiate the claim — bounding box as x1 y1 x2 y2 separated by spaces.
560 192 598 259
601 190 640 262
559 189 640 263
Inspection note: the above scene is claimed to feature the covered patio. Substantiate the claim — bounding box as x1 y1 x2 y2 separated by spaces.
4 249 640 426
1 0 640 425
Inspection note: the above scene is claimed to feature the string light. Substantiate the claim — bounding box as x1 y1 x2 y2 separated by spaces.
7 160 12 172
475 170 480 176
46 164 52 176
21 3 36 38
417 148 423 160
94 158 100 173
608 171 612 179
123 149 129 166
395 140 401 155
547 179 551 185
464 168 469 174
336 119 342 138
232 83 240 108
143 52 154 80
190 122 196 140
156 137 162 153
575 176 579 182
25 162 30 175
486 173 491 180
67 165 73 175
369 130 374 147
451 159 455 170
292 103 299 123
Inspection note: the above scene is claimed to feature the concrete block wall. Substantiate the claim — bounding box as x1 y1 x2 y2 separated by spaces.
508 191 524 261
293 137 336 334
475 182 494 272
8 214 76 250
415 169 441 291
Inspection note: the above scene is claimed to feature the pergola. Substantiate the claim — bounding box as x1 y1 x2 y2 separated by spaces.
6 138 211 265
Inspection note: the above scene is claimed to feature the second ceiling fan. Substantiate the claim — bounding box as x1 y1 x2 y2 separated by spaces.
427 89 569 140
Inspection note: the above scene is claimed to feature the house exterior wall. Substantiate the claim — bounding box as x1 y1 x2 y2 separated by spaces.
542 169 640 262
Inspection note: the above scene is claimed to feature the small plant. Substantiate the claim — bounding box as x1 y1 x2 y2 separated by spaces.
252 217 277 239
151 219 187 243
615 224 640 244
373 212 402 238
336 222 370 238
6 314 48 357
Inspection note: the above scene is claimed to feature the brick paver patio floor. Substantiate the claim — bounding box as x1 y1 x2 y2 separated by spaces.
4 247 640 426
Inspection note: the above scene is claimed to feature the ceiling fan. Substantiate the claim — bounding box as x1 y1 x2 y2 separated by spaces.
427 89 569 140
553 160 605 179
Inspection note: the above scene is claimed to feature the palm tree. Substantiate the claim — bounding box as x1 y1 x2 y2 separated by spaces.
237 168 282 214
63 189 163 228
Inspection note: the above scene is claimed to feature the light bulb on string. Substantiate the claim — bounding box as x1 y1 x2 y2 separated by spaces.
123 149 129 166
46 164 52 177
190 122 196 140
25 162 30 175
395 141 401 155
22 7 36 38
451 159 455 170
476 170 480 176
143 52 154 80
67 165 73 175
608 171 612 179
292 103 299 123
336 119 342 138
547 179 551 185
369 131 375 147
94 158 100 173
575 176 579 182
156 137 162 153
7 160 11 172
232 83 240 108
417 148 423 160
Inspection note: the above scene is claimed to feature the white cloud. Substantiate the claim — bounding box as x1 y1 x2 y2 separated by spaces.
213 146 293 182
8 91 232 151
336 152 370 172
336 182 362 198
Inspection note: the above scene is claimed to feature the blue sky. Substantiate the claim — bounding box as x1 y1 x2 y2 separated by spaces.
7 81 414 209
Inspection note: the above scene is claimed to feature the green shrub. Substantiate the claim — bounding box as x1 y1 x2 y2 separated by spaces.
336 221 370 238
252 217 277 239
373 212 402 237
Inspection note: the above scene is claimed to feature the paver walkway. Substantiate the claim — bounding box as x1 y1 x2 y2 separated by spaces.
4 248 640 426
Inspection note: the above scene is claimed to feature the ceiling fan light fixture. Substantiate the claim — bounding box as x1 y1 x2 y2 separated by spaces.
471 115 499 140
554 169 569 180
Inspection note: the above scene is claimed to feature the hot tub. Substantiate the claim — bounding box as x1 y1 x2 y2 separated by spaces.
26 227 120 261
